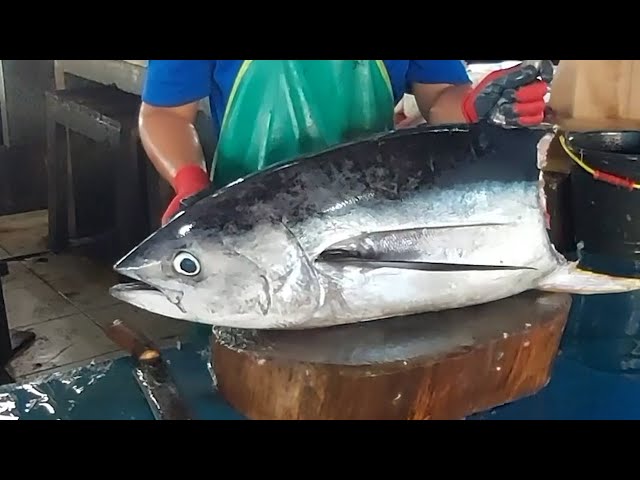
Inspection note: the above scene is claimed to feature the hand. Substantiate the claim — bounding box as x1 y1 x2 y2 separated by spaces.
462 60 555 127
161 164 211 225
394 95 426 129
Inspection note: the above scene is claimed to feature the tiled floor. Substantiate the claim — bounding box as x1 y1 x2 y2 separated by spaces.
0 210 190 381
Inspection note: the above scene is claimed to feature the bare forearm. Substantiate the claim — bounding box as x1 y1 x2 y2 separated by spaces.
138 103 206 184
413 83 473 125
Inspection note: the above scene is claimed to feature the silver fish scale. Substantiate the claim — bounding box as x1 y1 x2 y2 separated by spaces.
112 123 576 330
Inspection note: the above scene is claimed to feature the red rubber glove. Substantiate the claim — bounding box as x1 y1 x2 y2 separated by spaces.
462 60 555 127
162 164 211 225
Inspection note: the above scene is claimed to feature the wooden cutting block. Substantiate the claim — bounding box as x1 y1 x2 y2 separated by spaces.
211 291 572 420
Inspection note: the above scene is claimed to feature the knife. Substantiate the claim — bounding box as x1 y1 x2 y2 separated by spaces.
104 319 193 420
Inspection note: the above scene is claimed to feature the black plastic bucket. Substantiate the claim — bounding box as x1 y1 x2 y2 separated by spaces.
565 130 640 277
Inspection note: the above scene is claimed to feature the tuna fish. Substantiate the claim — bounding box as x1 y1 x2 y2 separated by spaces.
110 122 640 330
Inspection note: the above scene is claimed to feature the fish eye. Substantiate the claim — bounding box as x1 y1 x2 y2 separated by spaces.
173 251 201 277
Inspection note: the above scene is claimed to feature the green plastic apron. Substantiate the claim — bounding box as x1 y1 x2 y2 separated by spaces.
191 60 395 343
211 60 396 188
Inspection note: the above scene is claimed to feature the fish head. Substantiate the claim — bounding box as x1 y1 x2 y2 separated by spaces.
110 206 322 329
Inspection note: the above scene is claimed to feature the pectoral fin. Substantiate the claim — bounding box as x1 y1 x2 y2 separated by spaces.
537 262 640 294
317 251 534 272
317 223 536 272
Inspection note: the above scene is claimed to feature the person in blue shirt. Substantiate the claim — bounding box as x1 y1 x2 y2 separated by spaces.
139 60 553 225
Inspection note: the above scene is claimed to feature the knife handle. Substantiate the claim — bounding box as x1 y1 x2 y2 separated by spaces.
105 319 160 362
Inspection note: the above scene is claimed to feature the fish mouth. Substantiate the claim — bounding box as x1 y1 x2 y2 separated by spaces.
109 282 190 321
110 281 158 295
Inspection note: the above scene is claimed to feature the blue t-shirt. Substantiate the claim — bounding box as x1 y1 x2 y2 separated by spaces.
142 60 471 136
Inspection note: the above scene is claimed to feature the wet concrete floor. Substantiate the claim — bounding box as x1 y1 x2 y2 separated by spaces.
0 210 189 381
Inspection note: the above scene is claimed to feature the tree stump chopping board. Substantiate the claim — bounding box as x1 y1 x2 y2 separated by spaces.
211 291 572 420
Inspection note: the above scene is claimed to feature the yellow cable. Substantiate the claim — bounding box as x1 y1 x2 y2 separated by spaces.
558 134 640 190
